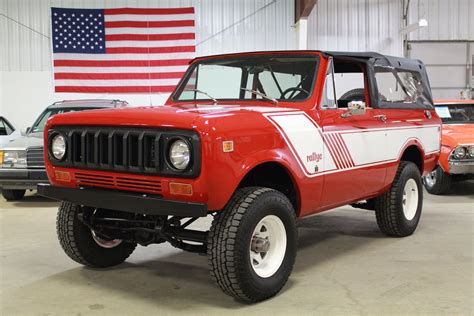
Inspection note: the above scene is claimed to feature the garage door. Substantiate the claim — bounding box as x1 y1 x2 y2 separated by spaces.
407 41 473 100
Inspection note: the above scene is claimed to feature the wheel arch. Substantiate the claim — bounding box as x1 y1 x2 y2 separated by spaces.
237 161 301 214
399 142 425 173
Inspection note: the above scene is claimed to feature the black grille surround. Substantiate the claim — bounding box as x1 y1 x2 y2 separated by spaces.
48 126 201 178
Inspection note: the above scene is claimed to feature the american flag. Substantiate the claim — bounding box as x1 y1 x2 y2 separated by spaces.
51 7 196 93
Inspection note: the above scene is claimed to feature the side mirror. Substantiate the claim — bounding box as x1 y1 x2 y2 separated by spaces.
341 101 366 118
21 127 30 136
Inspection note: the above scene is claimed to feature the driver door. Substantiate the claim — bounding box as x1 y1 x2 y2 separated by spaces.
319 58 388 208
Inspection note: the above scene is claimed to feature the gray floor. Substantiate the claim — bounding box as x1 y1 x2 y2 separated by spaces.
1 183 473 315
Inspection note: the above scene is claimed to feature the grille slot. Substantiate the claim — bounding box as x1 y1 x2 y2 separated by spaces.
75 172 162 194
27 147 45 168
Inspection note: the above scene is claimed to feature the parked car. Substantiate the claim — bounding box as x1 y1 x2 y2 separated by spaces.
0 99 128 201
0 116 20 148
38 51 440 302
423 100 474 194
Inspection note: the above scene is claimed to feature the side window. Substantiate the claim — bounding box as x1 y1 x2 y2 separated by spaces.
374 68 430 107
0 119 7 136
333 72 366 108
321 59 337 109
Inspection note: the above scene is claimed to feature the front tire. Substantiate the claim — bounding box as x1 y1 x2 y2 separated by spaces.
375 161 423 237
56 201 136 268
2 189 26 201
423 165 451 195
207 187 297 302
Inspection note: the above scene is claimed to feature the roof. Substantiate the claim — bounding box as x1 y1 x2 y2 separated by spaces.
190 50 414 64
434 99 474 105
47 99 128 109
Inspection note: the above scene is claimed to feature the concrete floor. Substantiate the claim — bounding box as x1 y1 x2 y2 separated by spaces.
1 183 473 315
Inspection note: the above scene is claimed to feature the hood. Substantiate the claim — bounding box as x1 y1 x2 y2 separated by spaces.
442 124 474 147
0 132 44 150
46 104 297 131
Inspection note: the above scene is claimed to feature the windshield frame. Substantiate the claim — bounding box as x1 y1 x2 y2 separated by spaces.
170 53 320 105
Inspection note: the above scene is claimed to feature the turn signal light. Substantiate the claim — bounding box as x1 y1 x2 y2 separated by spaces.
169 182 193 196
54 170 71 182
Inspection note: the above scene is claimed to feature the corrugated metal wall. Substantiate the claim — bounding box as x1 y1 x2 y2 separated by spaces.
307 0 404 56
408 0 474 41
0 0 296 71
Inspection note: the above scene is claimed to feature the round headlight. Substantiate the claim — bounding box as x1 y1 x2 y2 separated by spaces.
468 146 474 158
169 139 190 170
453 147 467 159
51 134 66 160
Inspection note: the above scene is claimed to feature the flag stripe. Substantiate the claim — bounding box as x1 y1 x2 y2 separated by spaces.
55 72 185 80
104 14 195 22
53 59 190 67
55 79 180 86
104 8 194 15
54 65 188 73
105 46 195 54
55 86 177 93
106 40 195 48
105 20 194 28
105 27 195 35
54 53 194 60
105 33 195 41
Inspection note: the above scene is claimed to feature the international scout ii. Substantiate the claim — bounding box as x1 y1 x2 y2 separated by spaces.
39 51 441 302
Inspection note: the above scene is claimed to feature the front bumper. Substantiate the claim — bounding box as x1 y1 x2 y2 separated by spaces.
37 184 208 217
449 160 474 174
0 168 49 189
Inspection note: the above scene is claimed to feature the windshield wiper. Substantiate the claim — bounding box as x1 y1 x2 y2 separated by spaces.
240 88 278 104
184 89 218 104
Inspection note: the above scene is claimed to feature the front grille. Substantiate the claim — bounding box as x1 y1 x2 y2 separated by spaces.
48 126 200 178
75 172 162 195
27 147 45 168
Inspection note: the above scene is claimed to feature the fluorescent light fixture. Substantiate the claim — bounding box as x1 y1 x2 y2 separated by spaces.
400 19 428 34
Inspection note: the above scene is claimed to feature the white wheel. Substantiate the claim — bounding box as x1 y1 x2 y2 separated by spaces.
91 230 123 249
402 178 419 220
249 215 287 278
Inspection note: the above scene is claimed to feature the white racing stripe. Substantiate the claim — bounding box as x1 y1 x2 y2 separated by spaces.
263 112 441 178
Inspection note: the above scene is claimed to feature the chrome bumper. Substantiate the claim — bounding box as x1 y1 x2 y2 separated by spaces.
449 160 474 175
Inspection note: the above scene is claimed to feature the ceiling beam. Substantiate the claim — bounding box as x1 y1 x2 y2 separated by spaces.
295 0 318 23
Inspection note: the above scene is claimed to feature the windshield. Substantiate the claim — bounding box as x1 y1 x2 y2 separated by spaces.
173 54 319 103
435 104 474 124
30 107 101 133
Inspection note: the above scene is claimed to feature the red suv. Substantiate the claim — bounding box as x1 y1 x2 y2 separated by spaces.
39 51 441 302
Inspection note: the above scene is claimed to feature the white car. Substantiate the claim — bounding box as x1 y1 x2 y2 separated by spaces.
0 117 20 148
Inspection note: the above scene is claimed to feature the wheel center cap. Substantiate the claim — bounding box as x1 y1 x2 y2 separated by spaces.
251 236 270 253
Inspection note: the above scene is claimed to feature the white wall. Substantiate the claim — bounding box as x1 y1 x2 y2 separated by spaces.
0 0 297 130
307 0 404 57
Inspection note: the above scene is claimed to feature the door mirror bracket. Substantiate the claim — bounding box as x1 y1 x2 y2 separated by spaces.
341 101 366 118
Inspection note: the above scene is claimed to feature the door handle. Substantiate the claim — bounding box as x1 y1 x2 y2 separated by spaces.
373 114 387 122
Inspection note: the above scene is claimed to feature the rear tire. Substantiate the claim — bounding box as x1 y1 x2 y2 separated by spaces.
207 187 297 302
423 166 451 195
375 161 423 237
2 189 26 201
56 201 136 268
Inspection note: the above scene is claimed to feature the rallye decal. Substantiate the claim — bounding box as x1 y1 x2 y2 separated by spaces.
264 111 441 178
